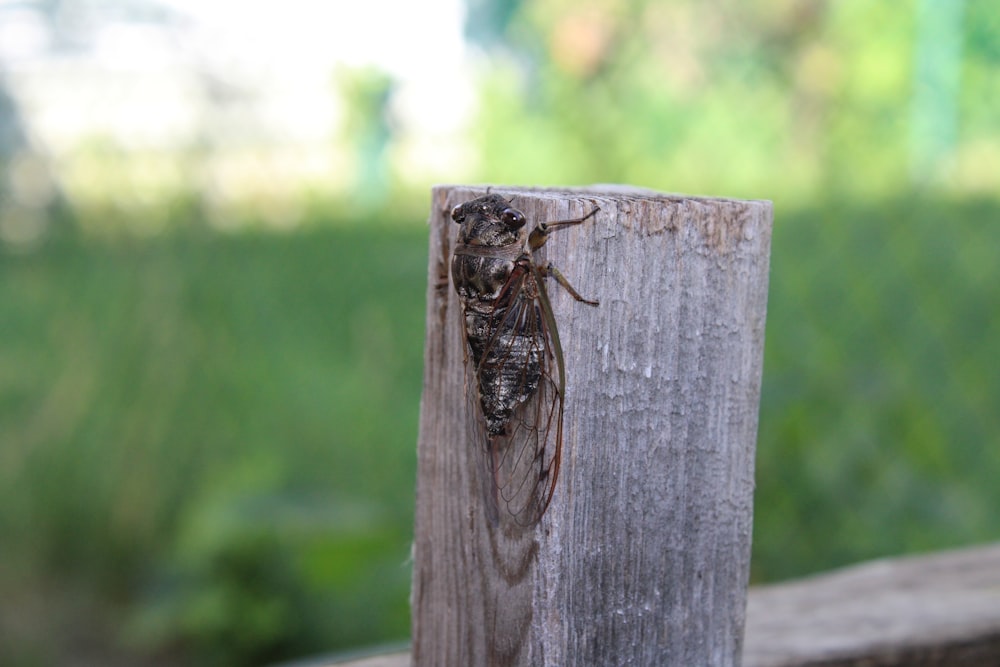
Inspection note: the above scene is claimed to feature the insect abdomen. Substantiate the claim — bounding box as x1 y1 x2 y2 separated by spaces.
465 307 544 438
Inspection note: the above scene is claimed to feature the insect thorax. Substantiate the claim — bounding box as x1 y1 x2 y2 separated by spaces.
451 254 513 305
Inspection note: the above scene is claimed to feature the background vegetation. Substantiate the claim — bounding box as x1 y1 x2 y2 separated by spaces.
1 0 998 665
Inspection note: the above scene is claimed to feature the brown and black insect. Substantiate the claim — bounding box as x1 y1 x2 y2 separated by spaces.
451 194 599 526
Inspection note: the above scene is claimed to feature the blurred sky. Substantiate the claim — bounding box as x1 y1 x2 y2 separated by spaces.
158 0 474 138
0 0 480 234
0 0 472 146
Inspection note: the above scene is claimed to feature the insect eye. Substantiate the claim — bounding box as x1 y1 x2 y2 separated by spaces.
450 205 464 223
501 208 526 230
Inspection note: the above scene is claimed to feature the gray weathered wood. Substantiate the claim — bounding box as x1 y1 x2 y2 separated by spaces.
411 185 773 666
332 542 1000 667
742 541 1000 667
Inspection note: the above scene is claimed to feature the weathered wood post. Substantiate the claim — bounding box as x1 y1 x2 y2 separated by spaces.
411 185 773 666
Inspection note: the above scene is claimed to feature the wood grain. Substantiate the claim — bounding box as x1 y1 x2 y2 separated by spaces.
333 542 1000 667
742 542 1000 667
410 185 773 666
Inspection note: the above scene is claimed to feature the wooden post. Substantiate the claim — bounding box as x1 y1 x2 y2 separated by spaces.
411 185 773 666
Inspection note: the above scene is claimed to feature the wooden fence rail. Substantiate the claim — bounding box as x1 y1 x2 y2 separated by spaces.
329 542 1000 667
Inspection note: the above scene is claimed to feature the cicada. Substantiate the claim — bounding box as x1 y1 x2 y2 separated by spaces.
451 194 599 526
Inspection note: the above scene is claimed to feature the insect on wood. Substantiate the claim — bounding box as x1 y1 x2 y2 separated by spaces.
450 194 599 527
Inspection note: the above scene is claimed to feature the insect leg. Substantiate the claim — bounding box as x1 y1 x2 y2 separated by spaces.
542 262 599 306
529 205 600 251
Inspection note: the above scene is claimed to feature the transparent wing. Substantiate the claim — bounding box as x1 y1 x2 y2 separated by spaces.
464 265 565 527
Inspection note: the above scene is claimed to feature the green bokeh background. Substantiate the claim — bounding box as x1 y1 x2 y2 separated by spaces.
2 0 998 665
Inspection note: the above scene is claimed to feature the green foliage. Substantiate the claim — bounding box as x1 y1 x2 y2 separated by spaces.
464 0 999 203
754 195 1000 580
0 222 426 665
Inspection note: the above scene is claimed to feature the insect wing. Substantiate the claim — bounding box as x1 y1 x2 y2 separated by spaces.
465 264 566 527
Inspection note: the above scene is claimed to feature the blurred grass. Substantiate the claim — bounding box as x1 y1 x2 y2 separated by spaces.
0 222 427 665
754 195 1000 580
1 195 999 664
753 197 1000 580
